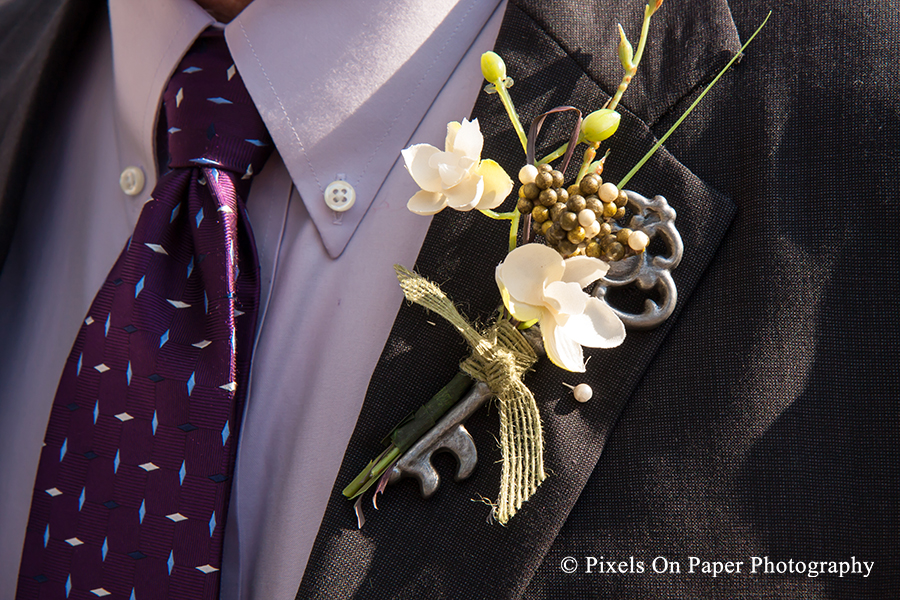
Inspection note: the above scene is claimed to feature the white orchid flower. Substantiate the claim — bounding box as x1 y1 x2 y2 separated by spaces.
496 243 626 372
402 118 513 215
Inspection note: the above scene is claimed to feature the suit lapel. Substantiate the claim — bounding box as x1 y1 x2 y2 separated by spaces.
297 1 740 598
0 0 100 272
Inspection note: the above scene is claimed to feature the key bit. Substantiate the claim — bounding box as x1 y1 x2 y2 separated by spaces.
388 382 492 497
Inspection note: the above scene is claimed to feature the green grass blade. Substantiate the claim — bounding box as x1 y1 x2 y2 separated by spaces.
617 11 771 189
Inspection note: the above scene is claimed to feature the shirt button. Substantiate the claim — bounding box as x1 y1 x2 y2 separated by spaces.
120 166 145 196
324 180 356 212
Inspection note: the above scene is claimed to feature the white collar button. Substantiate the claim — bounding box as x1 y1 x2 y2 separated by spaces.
324 180 356 212
119 166 145 196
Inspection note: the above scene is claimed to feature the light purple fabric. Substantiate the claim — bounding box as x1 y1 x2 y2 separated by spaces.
0 1 506 598
16 30 273 599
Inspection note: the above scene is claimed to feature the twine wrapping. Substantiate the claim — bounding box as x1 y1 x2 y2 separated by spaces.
395 265 545 524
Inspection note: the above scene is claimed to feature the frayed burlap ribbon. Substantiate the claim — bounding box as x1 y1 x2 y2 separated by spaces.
395 265 545 524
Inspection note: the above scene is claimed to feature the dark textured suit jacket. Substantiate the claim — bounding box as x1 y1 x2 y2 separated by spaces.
3 1 898 599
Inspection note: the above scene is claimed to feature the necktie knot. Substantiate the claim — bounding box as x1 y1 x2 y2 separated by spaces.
163 29 273 177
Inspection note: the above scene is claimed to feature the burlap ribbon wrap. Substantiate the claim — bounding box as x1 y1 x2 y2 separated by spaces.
395 266 546 524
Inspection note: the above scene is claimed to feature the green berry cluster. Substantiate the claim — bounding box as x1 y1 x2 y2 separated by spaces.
516 166 650 260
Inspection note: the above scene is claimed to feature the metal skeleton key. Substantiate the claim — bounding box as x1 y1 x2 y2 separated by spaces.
387 191 682 498
592 190 683 329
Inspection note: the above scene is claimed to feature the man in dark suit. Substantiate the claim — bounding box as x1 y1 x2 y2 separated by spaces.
296 1 900 598
2 0 897 598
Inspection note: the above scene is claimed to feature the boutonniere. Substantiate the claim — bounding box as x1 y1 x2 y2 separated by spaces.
344 2 769 526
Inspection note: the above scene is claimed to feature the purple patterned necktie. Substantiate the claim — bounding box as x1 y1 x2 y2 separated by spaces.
17 30 272 600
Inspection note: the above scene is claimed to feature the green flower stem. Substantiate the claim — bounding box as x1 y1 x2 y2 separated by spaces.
492 80 529 156
618 11 771 189
479 209 518 219
537 142 568 166
371 447 400 476
575 142 600 184
509 209 521 251
480 209 522 252
342 445 400 500
343 371 475 500
537 127 589 166
608 3 657 112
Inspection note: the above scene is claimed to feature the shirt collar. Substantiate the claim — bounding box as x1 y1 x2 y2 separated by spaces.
110 0 502 257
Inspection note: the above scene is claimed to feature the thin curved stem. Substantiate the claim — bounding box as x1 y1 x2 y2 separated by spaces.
537 142 569 165
575 142 600 184
479 209 522 252
493 81 529 156
608 4 656 112
618 11 771 188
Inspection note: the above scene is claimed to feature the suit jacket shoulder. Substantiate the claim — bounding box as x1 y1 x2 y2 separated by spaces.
0 0 99 274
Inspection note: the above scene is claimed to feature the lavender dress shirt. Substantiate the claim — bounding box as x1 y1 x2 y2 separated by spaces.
0 0 506 597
